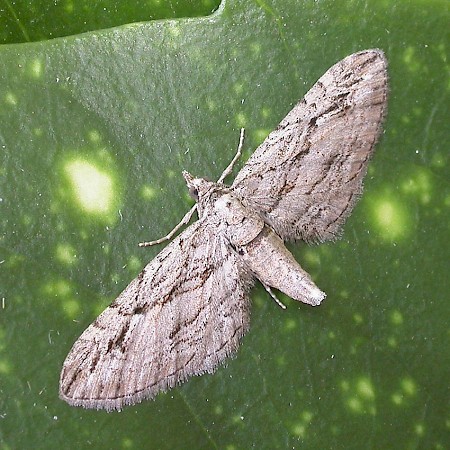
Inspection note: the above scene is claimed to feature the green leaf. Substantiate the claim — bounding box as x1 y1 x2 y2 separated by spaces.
1 0 448 448
0 0 221 44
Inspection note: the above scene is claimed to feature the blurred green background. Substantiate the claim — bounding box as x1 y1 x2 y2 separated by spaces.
0 0 448 449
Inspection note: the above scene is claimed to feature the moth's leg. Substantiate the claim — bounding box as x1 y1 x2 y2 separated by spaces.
139 205 197 247
217 128 245 184
262 283 287 310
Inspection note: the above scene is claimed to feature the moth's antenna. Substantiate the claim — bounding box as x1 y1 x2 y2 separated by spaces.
139 129 245 248
138 205 197 247
217 128 245 184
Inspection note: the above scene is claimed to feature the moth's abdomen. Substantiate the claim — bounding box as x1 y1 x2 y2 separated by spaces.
239 226 325 306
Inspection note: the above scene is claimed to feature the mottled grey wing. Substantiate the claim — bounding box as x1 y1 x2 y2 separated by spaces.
59 220 253 411
232 49 388 243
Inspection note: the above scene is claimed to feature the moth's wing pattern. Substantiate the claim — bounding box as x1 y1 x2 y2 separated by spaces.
59 220 253 411
232 49 388 243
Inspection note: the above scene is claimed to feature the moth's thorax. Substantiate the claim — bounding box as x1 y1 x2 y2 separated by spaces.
183 171 264 246
213 193 264 246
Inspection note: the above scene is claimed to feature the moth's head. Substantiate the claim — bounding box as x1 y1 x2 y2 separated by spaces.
182 171 216 203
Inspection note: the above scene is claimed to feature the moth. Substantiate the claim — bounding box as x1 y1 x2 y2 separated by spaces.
60 49 388 411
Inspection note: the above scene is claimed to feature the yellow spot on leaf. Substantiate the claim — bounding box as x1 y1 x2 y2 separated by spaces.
65 160 114 215
30 59 43 78
401 377 417 396
292 410 313 437
357 377 375 400
235 112 246 127
302 249 321 266
261 107 271 119
42 279 80 319
0 359 12 375
168 23 181 37
253 128 270 145
347 397 363 413
122 438 133 449
88 130 101 143
65 1 74 13
62 299 80 319
391 392 403 405
370 195 410 241
387 336 398 348
250 42 261 55
401 168 433 204
390 310 404 325
284 318 297 331
353 313 363 324
415 423 425 436
43 279 72 297
341 376 376 415
292 423 307 437
141 185 157 200
5 92 17 106
55 243 77 265
403 46 420 72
